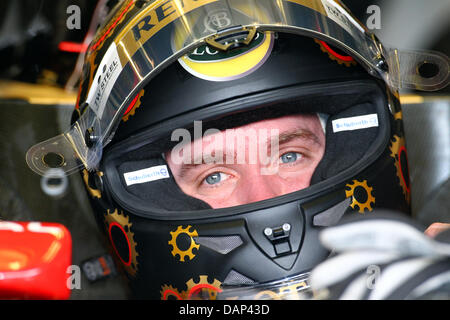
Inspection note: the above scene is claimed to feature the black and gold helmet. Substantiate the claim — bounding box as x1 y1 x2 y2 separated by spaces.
26 0 449 299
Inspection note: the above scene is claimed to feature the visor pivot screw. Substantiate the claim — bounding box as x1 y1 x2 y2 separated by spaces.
85 127 98 148
264 228 273 237
376 57 389 72
282 223 291 232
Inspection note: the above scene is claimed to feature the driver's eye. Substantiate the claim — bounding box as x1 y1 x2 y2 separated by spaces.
280 152 302 164
204 172 225 185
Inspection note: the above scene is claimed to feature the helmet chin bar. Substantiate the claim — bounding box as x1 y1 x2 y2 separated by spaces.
138 198 332 300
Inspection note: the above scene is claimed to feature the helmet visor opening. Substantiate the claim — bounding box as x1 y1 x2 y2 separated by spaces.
102 80 390 218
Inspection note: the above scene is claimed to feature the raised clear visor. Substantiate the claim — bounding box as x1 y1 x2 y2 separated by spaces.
386 49 449 91
26 109 102 175
26 0 449 176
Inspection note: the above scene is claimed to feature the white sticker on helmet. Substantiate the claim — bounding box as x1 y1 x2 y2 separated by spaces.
86 42 123 118
124 165 170 186
332 114 379 133
321 0 365 35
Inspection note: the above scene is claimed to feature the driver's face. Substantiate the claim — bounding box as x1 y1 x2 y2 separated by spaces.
166 114 325 209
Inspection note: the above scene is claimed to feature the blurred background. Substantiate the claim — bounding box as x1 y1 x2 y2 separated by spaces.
0 0 448 299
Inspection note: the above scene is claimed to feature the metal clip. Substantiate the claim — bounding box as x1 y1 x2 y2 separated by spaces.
263 223 292 256
205 26 258 52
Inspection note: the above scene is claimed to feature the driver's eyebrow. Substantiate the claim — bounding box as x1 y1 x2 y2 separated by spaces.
275 127 322 147
175 127 322 179
176 151 235 179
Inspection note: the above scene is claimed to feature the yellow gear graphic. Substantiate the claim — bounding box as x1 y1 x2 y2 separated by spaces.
122 89 145 122
314 39 357 67
394 111 403 120
185 275 222 300
104 209 139 276
345 180 375 213
389 135 411 203
159 275 222 300
82 169 103 199
168 225 200 262
160 284 185 300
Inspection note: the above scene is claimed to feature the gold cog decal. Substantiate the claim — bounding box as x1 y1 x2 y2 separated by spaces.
104 209 139 276
82 169 103 199
314 39 357 67
160 275 222 300
389 135 411 203
185 275 223 300
345 180 375 213
168 225 200 262
122 89 145 122
160 284 185 300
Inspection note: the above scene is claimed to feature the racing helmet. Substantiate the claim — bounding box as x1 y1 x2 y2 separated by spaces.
26 0 449 299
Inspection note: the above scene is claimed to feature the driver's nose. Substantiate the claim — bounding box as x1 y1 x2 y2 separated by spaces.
236 171 281 204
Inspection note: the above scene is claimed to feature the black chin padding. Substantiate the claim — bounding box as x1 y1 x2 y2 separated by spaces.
311 102 379 184
117 149 212 212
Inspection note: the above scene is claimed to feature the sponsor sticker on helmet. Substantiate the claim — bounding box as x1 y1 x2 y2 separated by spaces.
124 165 170 186
321 0 365 35
86 42 123 117
332 114 379 133
178 31 274 81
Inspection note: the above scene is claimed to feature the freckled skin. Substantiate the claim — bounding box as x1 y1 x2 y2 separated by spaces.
166 114 325 208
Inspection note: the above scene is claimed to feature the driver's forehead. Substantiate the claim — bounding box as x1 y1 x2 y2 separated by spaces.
165 113 325 171
227 113 322 131
191 113 323 147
